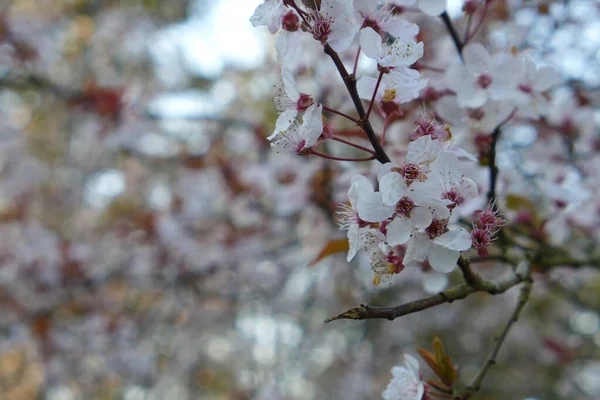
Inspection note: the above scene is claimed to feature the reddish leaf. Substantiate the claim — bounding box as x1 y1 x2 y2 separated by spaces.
309 239 349 267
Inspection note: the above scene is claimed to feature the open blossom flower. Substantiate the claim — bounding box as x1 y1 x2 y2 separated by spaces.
270 104 323 153
354 0 420 39
444 43 515 108
369 240 404 285
357 67 428 106
307 0 359 52
339 175 382 262
382 355 425 400
436 96 515 135
413 151 478 209
360 27 424 68
268 68 314 140
250 0 286 34
507 55 561 119
402 199 472 272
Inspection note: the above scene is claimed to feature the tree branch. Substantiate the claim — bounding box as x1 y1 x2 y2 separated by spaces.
458 269 533 399
323 44 391 164
325 272 525 322
441 12 463 59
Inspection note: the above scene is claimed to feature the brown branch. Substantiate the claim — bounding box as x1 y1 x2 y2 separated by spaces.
322 44 391 164
325 272 525 322
457 256 480 286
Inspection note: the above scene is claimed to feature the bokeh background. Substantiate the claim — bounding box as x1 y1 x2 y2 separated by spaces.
1 0 600 399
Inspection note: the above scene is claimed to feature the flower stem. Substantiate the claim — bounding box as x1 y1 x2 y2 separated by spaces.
330 136 376 154
310 149 376 162
322 105 358 123
366 71 384 120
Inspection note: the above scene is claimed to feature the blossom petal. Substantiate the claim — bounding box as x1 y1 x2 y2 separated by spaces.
357 192 394 222
359 27 384 61
433 228 472 251
380 172 407 206
428 244 459 273
357 76 379 100
269 109 297 139
387 217 411 246
300 104 323 147
418 0 447 16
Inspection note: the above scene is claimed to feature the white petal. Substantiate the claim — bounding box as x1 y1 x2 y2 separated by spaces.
418 0 447 16
281 68 300 101
380 39 424 67
533 66 561 92
357 192 394 222
328 15 359 52
380 172 407 206
428 245 459 273
407 135 441 164
463 43 492 73
458 178 479 202
387 217 411 246
433 228 472 251
300 104 323 147
276 31 303 66
404 354 421 378
356 76 379 101
359 27 384 61
347 225 359 262
270 109 298 139
410 206 433 229
404 233 430 266
382 19 419 41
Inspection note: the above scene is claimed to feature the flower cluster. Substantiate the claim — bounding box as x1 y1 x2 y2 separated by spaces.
436 44 561 137
339 131 477 284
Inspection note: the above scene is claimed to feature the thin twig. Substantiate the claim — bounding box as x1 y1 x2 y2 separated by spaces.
365 71 384 120
322 105 359 123
459 270 533 398
330 136 376 155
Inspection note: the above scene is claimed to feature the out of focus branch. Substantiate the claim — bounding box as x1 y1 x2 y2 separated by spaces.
441 12 463 58
0 74 75 98
458 266 533 399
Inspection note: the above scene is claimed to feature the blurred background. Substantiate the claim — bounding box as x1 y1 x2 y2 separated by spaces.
1 0 600 399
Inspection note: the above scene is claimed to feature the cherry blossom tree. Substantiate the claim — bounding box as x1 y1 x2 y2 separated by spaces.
1 0 600 399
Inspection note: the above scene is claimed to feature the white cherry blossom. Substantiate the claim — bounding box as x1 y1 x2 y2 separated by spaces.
444 43 516 108
270 104 323 153
250 0 286 34
354 0 420 40
359 27 424 68
357 67 428 105
382 354 425 400
268 68 314 140
307 0 360 52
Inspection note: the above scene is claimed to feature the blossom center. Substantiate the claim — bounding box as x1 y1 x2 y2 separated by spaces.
468 108 485 121
518 83 533 94
383 88 397 102
311 17 332 44
477 73 492 89
297 93 314 111
396 196 415 216
282 11 300 32
425 218 448 239
442 189 463 207
402 163 422 183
